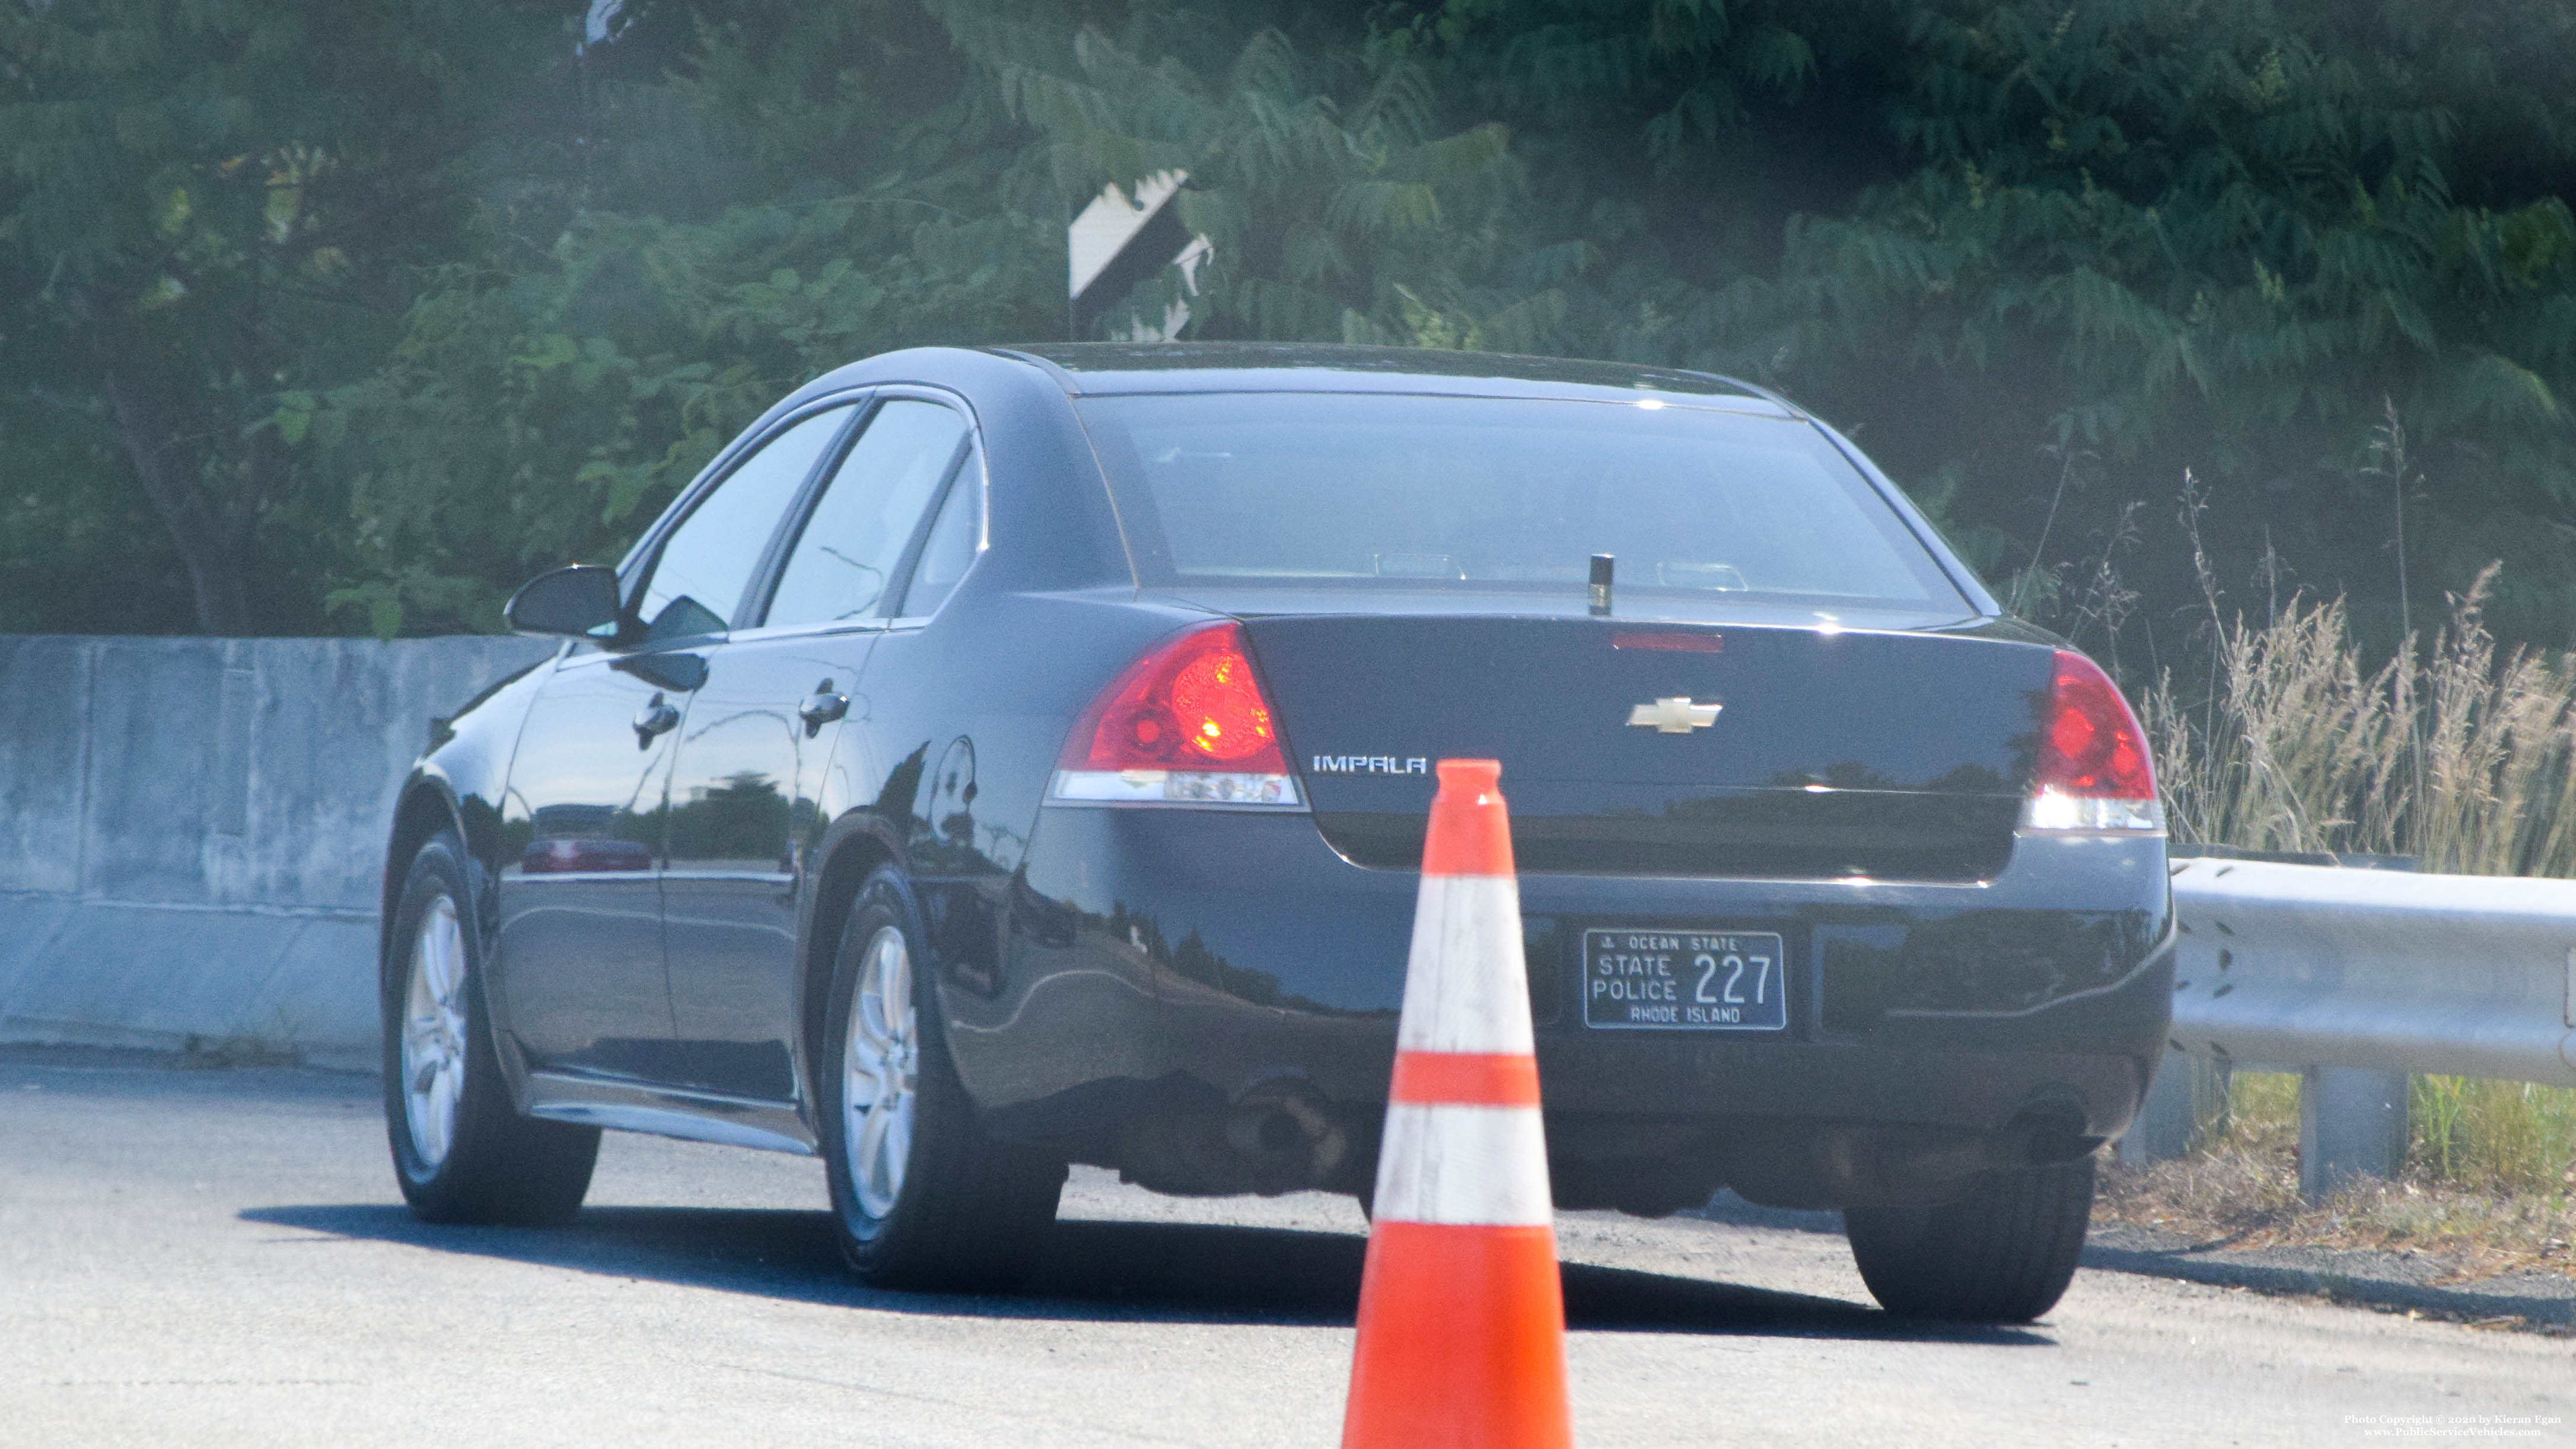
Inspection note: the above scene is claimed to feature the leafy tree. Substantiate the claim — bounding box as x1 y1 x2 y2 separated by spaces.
301 0 1056 633
0 0 571 632
1412 0 2576 648
9 0 2576 654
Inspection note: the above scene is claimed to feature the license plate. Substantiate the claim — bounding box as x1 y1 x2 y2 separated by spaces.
1581 928 1789 1031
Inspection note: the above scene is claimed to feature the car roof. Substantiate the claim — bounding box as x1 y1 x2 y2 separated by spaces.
983 342 1792 413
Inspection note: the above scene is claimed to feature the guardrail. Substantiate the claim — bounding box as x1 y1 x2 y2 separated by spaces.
2168 856 2576 1085
2127 855 2576 1198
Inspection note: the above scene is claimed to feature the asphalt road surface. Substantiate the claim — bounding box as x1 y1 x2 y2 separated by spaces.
2 1049 2567 1448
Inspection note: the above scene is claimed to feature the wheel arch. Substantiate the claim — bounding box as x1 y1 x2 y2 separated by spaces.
798 816 907 1110
382 775 468 987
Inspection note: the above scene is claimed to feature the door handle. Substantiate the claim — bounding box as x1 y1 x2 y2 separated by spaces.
633 692 681 749
798 680 850 738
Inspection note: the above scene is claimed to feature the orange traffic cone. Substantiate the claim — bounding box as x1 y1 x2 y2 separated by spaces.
1342 758 1573 1449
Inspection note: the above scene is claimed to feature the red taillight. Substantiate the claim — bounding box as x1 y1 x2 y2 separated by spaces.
1068 622 1288 772
1052 623 1302 806
2026 649 2160 831
2037 651 2154 799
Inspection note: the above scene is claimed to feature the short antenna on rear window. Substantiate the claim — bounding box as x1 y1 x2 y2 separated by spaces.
1589 555 1615 616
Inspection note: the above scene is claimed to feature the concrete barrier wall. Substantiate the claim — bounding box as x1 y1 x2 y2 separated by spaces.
0 634 556 1068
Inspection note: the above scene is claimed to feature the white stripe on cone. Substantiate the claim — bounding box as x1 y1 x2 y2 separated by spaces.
1373 1103 1553 1227
1378 872 1550 1227
1397 875 1532 1055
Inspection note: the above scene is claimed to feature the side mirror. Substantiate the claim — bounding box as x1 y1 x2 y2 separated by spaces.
505 565 624 639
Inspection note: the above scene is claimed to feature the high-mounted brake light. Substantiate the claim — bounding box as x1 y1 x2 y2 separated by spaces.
1050 622 1305 807
2024 649 2162 832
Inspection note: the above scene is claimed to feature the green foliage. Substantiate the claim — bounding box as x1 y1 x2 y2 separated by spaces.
0 425 195 633
1419 0 2576 647
9 0 2576 643
0 0 570 633
303 0 1058 633
2183 1068 2576 1199
940 0 1526 346
2412 1076 2576 1194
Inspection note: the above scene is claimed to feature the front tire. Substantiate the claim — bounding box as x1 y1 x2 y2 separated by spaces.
820 868 1065 1291
384 830 599 1225
1842 1157 2095 1323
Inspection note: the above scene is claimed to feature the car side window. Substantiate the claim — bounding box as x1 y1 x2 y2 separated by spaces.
898 460 983 617
763 399 972 628
633 406 852 643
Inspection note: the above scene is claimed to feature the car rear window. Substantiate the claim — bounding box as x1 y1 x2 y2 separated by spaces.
1074 392 1964 609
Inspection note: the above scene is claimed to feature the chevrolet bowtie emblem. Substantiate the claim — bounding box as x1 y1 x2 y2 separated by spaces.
1628 697 1722 734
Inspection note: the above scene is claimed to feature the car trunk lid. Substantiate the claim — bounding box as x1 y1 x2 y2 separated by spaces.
1238 613 2049 881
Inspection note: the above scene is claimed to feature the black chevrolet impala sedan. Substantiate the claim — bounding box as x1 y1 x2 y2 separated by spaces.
381 343 2171 1321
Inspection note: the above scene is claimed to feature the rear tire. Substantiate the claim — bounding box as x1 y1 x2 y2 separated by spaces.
820 868 1065 1291
384 830 600 1226
1842 1156 2094 1323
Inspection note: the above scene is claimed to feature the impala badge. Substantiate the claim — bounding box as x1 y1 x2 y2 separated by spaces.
1628 697 1722 734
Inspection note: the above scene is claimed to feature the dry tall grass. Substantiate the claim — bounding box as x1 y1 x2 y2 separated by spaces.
2150 567 2576 874
2140 568 2576 1200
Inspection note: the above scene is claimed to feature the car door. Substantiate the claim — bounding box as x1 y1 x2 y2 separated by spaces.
658 394 975 1100
495 402 857 1084
826 410 998 988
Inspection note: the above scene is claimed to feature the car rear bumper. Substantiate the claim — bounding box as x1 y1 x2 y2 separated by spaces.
956 804 2171 1205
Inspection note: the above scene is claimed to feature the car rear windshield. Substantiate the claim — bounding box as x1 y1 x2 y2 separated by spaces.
1074 392 1966 609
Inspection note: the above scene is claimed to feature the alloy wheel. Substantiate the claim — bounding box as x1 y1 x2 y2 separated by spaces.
402 894 469 1170
843 925 921 1219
